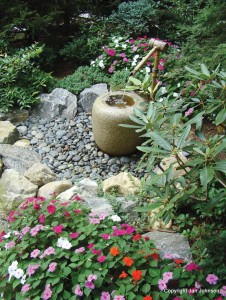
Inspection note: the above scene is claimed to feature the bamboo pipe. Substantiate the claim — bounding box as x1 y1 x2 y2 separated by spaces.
130 46 157 76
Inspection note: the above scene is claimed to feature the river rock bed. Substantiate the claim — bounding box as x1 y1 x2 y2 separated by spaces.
16 112 146 182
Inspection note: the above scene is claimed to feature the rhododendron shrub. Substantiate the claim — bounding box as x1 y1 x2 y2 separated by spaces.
0 196 224 299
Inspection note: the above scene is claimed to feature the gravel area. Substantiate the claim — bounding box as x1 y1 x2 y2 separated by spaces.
16 112 146 182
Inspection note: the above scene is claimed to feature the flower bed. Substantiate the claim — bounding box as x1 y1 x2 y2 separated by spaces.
0 196 225 300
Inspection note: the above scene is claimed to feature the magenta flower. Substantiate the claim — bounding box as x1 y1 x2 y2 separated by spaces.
27 264 40 277
75 247 85 253
30 249 40 258
101 291 110 300
70 232 79 239
101 233 110 240
8 210 16 222
220 286 226 297
42 284 52 300
47 204 56 214
158 279 167 291
185 262 199 271
105 48 115 57
44 247 55 256
5 241 15 249
21 284 30 294
97 255 106 263
173 298 182 300
39 214 45 224
91 248 101 256
206 274 218 285
87 243 94 249
53 224 64 234
48 262 57 272
190 91 196 96
85 280 95 289
74 284 83 296
123 58 129 62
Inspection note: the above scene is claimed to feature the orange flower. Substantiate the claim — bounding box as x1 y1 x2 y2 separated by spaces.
132 269 142 281
110 246 120 256
175 259 184 264
119 271 128 278
122 256 134 266
143 296 153 300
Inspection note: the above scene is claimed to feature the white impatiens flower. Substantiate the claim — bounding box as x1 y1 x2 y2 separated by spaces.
113 39 119 44
91 61 95 66
173 92 179 97
161 87 167 94
145 67 151 73
21 275 26 284
177 83 181 87
14 268 24 279
134 54 139 60
121 44 127 49
131 61 137 66
8 261 18 273
159 98 164 102
110 215 121 222
57 237 72 249
98 60 105 69
3 232 11 238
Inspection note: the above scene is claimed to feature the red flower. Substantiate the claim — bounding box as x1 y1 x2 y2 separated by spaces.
143 296 153 300
73 196 82 201
119 271 128 278
174 259 184 264
0 231 6 243
47 205 56 214
144 236 150 241
39 214 45 224
151 252 159 261
110 246 120 256
53 225 64 234
70 232 79 239
123 257 134 267
132 270 142 281
64 211 70 218
185 262 199 271
133 234 142 241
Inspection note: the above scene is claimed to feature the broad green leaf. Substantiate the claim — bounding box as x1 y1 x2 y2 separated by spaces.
215 108 226 125
214 161 226 173
149 132 172 151
129 76 141 85
185 66 200 76
135 202 163 212
200 166 214 188
118 123 141 129
129 114 146 125
141 283 151 294
201 63 210 76
177 124 191 148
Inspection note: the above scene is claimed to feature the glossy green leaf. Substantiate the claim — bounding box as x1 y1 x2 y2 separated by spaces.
201 63 210 77
215 108 226 125
177 124 191 148
200 166 214 188
149 132 172 151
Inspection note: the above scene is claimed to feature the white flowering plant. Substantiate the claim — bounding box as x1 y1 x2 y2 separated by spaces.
0 196 225 300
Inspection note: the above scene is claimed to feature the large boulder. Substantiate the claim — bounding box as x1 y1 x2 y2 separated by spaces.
24 163 56 187
0 144 40 174
34 88 77 120
79 83 108 113
0 121 19 144
0 169 38 212
143 231 192 261
102 172 141 196
84 197 113 215
38 180 73 199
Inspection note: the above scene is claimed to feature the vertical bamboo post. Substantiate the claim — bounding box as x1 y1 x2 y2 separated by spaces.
151 49 160 93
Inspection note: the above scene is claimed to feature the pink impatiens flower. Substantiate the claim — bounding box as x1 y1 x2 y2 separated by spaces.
220 286 226 297
87 274 97 282
101 292 110 300
5 241 15 249
89 218 100 224
39 214 45 224
21 284 30 294
30 249 40 258
113 296 125 300
48 262 57 272
27 264 40 277
163 272 173 283
158 279 167 291
42 284 52 300
206 274 219 285
21 226 30 235
74 284 83 296
185 108 194 117
75 247 85 253
44 247 55 256
85 280 95 289
97 255 106 263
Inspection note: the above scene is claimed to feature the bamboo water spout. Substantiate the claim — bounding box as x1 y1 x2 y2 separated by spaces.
131 38 169 94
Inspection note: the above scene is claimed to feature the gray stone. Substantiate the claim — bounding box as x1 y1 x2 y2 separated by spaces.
84 197 113 214
14 139 30 147
79 83 108 113
33 88 77 120
0 121 19 144
56 130 67 139
17 125 28 136
78 178 98 197
24 163 56 187
57 186 79 202
0 144 40 174
0 109 29 123
142 231 192 261
0 169 38 212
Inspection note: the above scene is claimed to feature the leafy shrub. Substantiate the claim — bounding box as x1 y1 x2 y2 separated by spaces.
0 196 225 299
109 69 131 91
0 44 54 112
57 65 110 95
109 0 157 36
